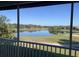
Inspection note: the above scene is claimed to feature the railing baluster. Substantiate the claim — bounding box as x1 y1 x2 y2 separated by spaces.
15 42 16 57
1 40 2 56
55 47 56 54
14 41 16 56
1 40 3 56
17 41 19 57
4 40 5 57
11 41 13 56
2 40 3 56
13 41 15 56
74 50 76 57
46 46 48 57
50 46 52 57
14 42 15 56
4 41 7 57
10 41 11 56
14 42 15 57
23 42 25 57
19 42 22 56
25 43 27 56
2 40 4 56
27 43 29 57
28 43 30 57
42 45 44 56
11 41 13 57
30 43 32 57
64 48 66 55
9 41 10 56
21 42 23 56
5 41 6 56
35 44 37 57
15 42 17 57
10 41 11 57
38 45 41 57
5 40 7 56
4 40 6 56
13 42 15 56
60 47 61 54
53 47 56 56
5 41 7 57
7 41 9 57
32 44 34 57
9 41 10 57
8 41 10 56
35 44 37 56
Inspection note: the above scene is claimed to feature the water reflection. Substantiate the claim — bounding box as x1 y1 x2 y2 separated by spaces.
15 30 54 37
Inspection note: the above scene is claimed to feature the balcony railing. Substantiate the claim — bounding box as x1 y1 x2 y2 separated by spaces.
0 38 79 57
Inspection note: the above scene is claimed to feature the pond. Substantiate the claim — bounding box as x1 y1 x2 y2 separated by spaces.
15 30 54 37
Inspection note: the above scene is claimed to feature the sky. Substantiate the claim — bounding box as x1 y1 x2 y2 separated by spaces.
0 3 79 26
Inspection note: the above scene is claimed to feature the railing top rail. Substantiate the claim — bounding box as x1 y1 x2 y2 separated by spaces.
0 38 79 51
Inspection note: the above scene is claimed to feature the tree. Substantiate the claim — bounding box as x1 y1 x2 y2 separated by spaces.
0 15 14 39
48 26 62 34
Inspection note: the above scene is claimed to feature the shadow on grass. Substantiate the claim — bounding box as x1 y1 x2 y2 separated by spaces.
0 45 70 57
58 39 79 48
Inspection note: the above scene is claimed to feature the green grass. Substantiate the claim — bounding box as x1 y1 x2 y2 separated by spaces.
20 33 79 44
20 34 69 43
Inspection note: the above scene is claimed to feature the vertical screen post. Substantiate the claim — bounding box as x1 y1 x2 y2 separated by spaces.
69 2 74 56
17 5 20 41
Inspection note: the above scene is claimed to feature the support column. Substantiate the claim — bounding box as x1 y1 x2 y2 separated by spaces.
17 4 20 57
17 5 20 41
69 2 74 56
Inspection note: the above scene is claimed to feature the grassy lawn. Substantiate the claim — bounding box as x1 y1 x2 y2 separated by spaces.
20 34 66 43
20 34 79 44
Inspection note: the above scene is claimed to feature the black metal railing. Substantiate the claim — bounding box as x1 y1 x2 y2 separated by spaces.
0 38 79 57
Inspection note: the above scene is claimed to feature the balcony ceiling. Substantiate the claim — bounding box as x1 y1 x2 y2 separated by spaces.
0 1 78 10
0 1 38 7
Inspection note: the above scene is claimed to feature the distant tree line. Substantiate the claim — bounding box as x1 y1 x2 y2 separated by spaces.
48 26 79 34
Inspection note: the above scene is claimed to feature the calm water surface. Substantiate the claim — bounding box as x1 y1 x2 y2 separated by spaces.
15 30 54 37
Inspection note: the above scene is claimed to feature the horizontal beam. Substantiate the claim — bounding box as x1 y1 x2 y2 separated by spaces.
0 1 79 10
